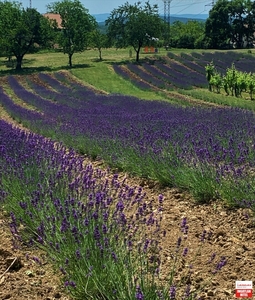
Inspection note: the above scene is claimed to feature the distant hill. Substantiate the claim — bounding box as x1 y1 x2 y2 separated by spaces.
172 14 208 20
93 13 110 23
93 13 208 24
170 14 208 23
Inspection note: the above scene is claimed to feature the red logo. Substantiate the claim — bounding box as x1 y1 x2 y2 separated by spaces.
236 281 253 298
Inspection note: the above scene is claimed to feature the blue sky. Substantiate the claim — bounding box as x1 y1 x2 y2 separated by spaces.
21 0 211 16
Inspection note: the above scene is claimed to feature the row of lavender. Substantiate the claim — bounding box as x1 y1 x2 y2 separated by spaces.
114 60 207 90
113 51 255 92
2 73 255 206
0 120 225 299
176 51 255 74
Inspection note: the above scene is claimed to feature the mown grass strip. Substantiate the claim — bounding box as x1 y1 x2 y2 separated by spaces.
179 88 255 111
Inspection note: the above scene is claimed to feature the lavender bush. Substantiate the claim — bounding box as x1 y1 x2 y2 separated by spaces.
0 120 227 299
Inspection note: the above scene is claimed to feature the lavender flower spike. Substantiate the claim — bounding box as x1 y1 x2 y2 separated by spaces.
212 256 227 274
181 217 189 235
135 285 144 300
169 285 176 299
182 247 188 257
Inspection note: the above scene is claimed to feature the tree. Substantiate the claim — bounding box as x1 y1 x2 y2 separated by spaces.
170 20 205 49
229 0 249 48
0 1 54 70
229 0 255 48
245 0 255 47
106 1 163 62
204 0 255 49
89 29 110 61
47 0 96 68
204 0 232 49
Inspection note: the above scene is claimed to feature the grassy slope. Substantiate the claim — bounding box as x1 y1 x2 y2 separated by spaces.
1 47 255 109
0 48 168 101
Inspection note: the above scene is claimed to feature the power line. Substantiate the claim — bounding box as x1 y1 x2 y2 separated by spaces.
155 0 210 47
205 0 215 9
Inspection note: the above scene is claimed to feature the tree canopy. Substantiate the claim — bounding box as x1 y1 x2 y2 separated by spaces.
0 1 53 70
106 1 163 62
205 0 255 49
47 0 96 68
89 29 110 61
170 20 205 49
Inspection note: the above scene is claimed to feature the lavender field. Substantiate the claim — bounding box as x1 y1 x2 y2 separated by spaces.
0 120 165 299
1 67 255 206
1 50 255 299
114 51 255 91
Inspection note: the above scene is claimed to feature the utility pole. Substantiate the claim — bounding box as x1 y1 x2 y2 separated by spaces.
29 0 32 8
163 0 171 48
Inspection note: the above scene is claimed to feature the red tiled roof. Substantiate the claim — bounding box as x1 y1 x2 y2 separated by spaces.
43 13 63 29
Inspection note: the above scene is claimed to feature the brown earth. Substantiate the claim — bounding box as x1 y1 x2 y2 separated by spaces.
1 75 255 300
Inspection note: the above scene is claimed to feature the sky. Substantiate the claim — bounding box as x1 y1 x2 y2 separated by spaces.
20 0 212 16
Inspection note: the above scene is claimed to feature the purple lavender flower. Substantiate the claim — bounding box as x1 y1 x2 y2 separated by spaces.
32 256 41 265
169 285 176 299
157 290 164 299
135 285 144 300
60 266 66 275
212 256 227 274
111 252 117 262
69 281 76 288
64 281 69 287
37 236 44 244
200 230 207 242
146 213 155 226
76 249 81 259
183 284 191 298
208 253 216 264
125 239 132 251
182 247 188 257
83 218 89 226
93 226 101 240
143 238 150 252
102 224 108 234
116 200 124 211
158 194 163 205
181 217 189 235
176 237 182 251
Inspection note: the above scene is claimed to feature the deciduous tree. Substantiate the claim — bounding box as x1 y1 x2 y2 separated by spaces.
106 1 163 62
205 0 255 49
0 1 53 70
47 0 96 67
204 0 232 49
89 29 110 61
170 20 205 49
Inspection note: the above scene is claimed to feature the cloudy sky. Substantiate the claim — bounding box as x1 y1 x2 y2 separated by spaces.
20 0 211 16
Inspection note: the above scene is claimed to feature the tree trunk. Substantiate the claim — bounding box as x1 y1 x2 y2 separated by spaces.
135 49 140 62
99 48 102 61
15 55 23 71
68 53 73 68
